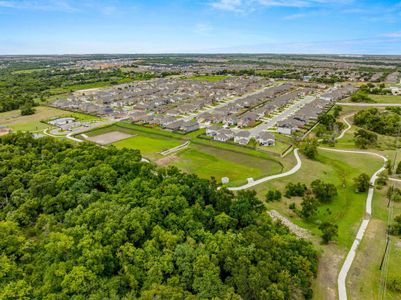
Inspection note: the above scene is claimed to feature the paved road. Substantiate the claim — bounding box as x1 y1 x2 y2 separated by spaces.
319 147 387 300
227 148 302 191
338 103 401 107
179 84 278 122
249 95 316 135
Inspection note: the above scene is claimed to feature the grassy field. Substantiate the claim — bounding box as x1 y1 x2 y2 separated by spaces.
253 150 384 248
113 135 182 159
0 106 100 132
173 144 283 186
81 122 285 186
369 94 401 104
184 75 229 82
347 183 401 300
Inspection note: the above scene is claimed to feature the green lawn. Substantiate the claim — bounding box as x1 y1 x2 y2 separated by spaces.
253 150 384 248
369 94 401 104
113 135 181 159
81 122 284 186
173 144 283 186
184 75 229 82
0 106 100 132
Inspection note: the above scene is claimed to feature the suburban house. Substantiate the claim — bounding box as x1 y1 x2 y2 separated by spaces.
48 117 76 127
277 120 299 135
164 120 184 131
180 121 199 133
206 125 221 136
238 112 259 128
131 111 148 122
257 132 275 146
214 128 234 142
234 131 251 145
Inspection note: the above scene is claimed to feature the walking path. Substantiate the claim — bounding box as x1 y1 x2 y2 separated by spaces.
336 114 354 140
160 141 190 156
227 148 301 191
318 147 387 300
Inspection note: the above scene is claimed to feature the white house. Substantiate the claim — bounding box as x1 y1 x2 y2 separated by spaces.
257 132 275 146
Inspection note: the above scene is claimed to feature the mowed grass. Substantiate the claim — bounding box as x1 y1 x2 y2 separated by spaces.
113 136 181 159
184 75 229 82
253 150 384 248
82 123 284 186
347 183 401 300
0 106 100 132
369 94 401 104
173 144 283 186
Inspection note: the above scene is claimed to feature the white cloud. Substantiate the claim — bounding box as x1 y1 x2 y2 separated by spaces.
195 23 214 35
210 0 243 12
0 0 77 12
210 0 353 12
384 31 401 38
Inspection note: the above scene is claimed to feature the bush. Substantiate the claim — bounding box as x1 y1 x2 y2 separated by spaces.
354 173 370 192
350 91 375 103
310 180 338 203
354 129 377 149
319 222 338 244
20 104 36 116
301 138 318 159
300 194 318 219
266 189 282 202
285 182 307 198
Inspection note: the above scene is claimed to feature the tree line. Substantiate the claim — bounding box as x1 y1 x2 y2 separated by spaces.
0 133 318 299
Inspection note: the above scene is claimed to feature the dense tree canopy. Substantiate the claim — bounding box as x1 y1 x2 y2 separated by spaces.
353 108 401 137
0 134 318 300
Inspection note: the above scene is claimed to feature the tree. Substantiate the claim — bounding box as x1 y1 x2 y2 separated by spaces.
396 161 401 175
20 103 35 116
354 129 377 149
310 180 337 203
266 189 282 202
390 215 401 236
354 173 370 192
284 182 307 198
333 106 343 118
350 91 375 103
319 222 338 244
300 194 319 219
301 138 318 159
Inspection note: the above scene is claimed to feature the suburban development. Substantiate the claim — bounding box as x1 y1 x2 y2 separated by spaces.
1 1 401 300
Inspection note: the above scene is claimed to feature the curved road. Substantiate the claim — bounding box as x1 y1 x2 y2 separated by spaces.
319 147 387 300
228 148 302 191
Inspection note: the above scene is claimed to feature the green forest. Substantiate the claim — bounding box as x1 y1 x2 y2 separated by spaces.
0 134 318 300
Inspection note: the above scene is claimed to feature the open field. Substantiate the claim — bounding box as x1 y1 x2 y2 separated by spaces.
0 106 100 132
81 122 285 186
173 144 283 186
251 148 386 300
184 75 229 82
113 135 182 158
369 94 401 104
86 131 133 145
347 183 401 300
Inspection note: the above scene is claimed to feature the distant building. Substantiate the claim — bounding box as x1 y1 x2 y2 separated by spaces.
234 131 251 145
0 126 11 136
48 117 75 127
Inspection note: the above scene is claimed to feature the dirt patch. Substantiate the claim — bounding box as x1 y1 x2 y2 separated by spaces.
268 210 313 240
155 155 180 166
314 244 345 300
86 131 133 145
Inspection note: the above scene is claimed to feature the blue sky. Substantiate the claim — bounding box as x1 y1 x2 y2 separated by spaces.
0 0 401 54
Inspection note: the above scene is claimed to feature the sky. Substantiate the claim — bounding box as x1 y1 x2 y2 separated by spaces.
0 0 401 55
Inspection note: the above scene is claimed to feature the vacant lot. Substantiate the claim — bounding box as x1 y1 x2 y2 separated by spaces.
0 106 100 132
369 94 401 104
113 135 181 158
173 144 283 186
86 131 133 145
